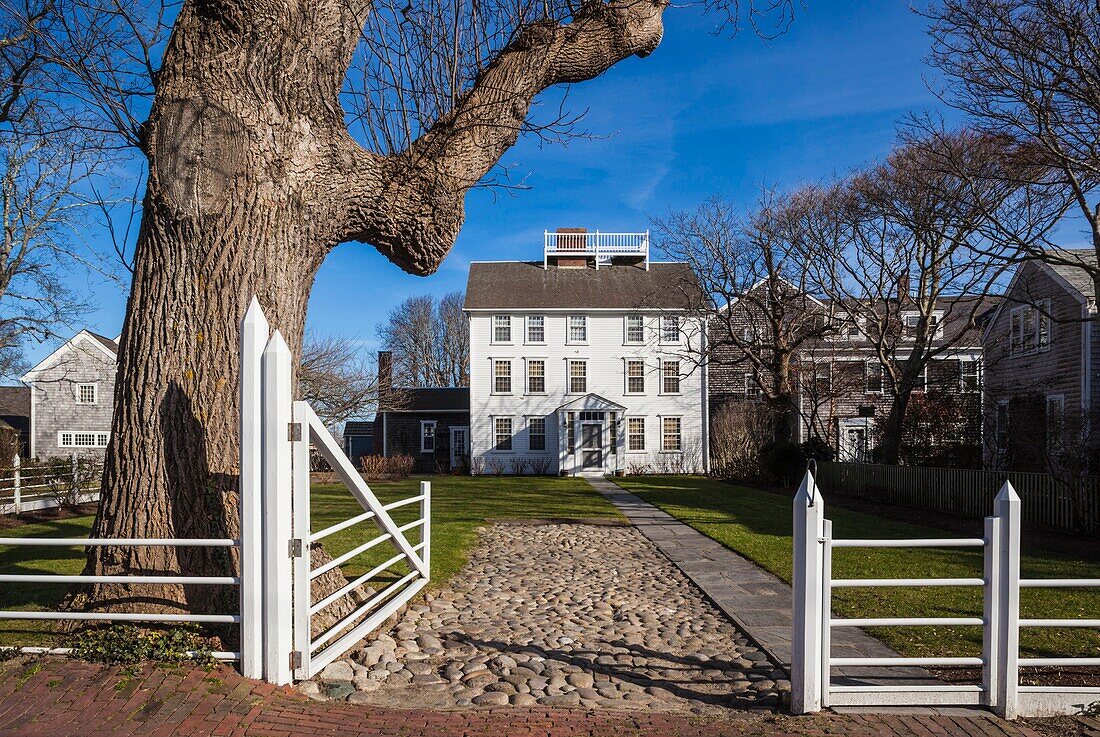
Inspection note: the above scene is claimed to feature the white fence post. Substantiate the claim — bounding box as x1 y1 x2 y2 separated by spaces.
993 481 1021 719
239 298 268 680
819 518 833 708
982 514 1000 711
791 469 825 714
12 454 20 514
420 480 431 575
291 402 312 680
262 330 294 685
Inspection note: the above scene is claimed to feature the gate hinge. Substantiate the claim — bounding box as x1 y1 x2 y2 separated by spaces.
288 422 302 442
289 538 303 557
290 650 302 670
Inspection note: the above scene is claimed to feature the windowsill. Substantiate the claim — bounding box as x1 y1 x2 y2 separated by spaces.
658 450 683 454
624 391 646 397
525 391 548 396
623 341 645 347
525 341 547 346
490 342 514 346
659 392 683 397
566 342 589 347
626 449 647 454
490 391 514 396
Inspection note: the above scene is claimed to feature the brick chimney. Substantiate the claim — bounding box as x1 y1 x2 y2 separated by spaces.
377 350 393 409
554 227 588 269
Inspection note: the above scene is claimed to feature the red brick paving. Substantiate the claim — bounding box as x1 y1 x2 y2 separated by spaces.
0 657 1060 737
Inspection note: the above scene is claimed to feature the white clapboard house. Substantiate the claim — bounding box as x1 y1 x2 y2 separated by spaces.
463 229 708 476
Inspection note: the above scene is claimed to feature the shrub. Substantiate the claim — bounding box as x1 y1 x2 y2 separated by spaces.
529 456 552 475
709 401 773 481
511 458 531 475
67 624 214 666
627 461 652 476
358 454 387 478
760 440 805 486
485 457 508 476
385 455 414 478
470 456 484 476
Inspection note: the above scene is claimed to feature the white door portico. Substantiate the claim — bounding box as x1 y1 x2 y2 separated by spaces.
555 393 626 476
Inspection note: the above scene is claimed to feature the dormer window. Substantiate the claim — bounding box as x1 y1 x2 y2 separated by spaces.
493 315 512 343
568 315 587 343
902 311 943 340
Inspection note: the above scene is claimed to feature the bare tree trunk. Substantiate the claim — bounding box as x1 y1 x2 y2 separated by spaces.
877 391 911 466
76 0 667 614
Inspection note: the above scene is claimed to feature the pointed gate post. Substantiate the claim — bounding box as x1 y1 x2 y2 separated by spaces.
791 468 825 714
262 331 294 685
239 298 268 680
993 481 1021 719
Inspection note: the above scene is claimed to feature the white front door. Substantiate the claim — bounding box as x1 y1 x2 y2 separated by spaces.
450 426 468 469
838 419 870 463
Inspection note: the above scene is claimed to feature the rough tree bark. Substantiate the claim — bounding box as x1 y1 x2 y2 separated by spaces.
80 0 668 615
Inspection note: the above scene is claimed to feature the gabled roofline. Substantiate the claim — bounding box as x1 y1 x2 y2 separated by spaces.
980 260 1086 345
21 330 118 384
718 276 828 313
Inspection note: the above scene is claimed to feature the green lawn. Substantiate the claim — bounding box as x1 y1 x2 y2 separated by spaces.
0 475 620 647
616 475 1100 660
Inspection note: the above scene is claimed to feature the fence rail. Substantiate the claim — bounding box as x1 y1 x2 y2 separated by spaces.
0 455 102 515
816 461 1100 535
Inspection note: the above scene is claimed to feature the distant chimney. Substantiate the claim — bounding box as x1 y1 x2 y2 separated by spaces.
377 351 393 408
897 273 911 302
554 227 588 269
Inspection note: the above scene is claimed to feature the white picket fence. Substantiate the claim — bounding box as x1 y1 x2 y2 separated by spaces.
0 455 101 515
0 298 431 685
792 468 1100 718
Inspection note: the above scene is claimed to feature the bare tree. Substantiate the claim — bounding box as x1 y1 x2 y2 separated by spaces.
654 193 839 445
377 291 468 387
925 0 1097 280
803 130 1020 465
0 0 795 612
298 333 379 426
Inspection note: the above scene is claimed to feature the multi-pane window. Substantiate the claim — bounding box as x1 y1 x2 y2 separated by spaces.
662 360 680 393
832 312 861 340
913 365 928 392
59 431 109 448
568 360 587 393
661 417 682 452
568 315 587 343
526 359 545 393
493 359 511 393
625 315 645 343
745 373 760 398
527 315 545 343
626 360 645 394
566 413 575 454
76 383 97 404
494 417 513 451
493 315 511 343
865 362 883 394
903 312 942 339
627 418 646 451
420 421 436 453
1009 301 1051 354
661 315 680 343
814 363 832 394
960 359 981 392
528 417 546 451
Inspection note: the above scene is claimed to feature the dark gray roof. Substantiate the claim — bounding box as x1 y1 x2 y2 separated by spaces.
380 387 469 413
464 262 702 310
343 421 374 435
87 332 119 354
0 386 30 418
1045 249 1097 298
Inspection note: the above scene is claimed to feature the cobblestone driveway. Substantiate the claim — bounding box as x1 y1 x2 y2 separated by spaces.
304 522 788 714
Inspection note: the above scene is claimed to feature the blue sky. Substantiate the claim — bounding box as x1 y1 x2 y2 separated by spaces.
24 0 1047 368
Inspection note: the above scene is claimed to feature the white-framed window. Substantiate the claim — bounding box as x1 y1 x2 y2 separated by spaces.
627 417 646 451
625 359 645 394
528 417 546 452
902 311 943 340
568 359 587 393
493 359 512 394
420 421 437 453
568 315 587 343
1046 394 1065 451
831 312 861 340
912 364 928 393
745 373 760 398
660 314 681 343
813 362 832 394
58 431 109 448
625 315 645 344
494 417 513 451
493 315 512 343
526 315 545 344
1009 300 1051 354
661 360 680 394
661 417 682 452
526 359 545 394
76 383 98 405
960 359 981 392
865 362 883 394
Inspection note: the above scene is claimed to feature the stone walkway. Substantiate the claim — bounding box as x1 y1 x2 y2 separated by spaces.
0 658 1057 737
585 477 933 687
305 522 788 713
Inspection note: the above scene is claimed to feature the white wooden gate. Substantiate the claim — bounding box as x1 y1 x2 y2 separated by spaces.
791 468 1100 718
242 299 431 684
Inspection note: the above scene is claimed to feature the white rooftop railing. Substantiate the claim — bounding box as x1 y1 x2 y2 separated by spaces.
543 230 650 270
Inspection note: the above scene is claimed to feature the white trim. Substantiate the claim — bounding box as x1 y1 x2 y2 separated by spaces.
491 358 513 395
76 383 98 405
526 416 548 452
419 420 437 454
524 315 546 345
623 314 645 345
566 315 588 345
659 415 683 453
491 314 513 345
21 331 117 383
626 416 647 453
566 358 588 394
57 430 110 449
659 358 682 395
524 357 547 395
623 358 646 395
659 314 682 345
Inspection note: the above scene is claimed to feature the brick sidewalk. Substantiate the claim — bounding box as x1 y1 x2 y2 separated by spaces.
0 657 1055 737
